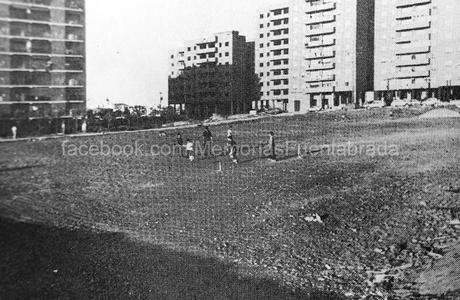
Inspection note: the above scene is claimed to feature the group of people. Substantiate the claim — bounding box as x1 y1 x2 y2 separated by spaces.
174 125 276 164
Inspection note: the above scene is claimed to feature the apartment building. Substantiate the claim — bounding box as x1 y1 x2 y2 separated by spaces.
255 0 374 113
0 0 86 123
168 31 258 119
374 0 460 101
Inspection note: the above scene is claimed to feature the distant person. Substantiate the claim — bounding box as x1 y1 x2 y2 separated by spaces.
202 126 213 157
226 126 233 155
176 132 183 146
11 125 17 139
81 119 87 133
186 139 195 162
227 125 233 139
268 131 276 160
228 136 238 164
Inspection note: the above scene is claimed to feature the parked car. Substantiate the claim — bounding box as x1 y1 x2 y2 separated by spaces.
448 100 460 108
421 98 442 107
308 106 322 112
364 100 385 109
391 99 410 108
407 99 422 106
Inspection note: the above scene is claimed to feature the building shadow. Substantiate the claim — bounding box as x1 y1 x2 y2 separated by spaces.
0 217 343 300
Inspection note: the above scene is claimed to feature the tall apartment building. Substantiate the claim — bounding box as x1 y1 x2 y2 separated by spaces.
168 31 258 119
255 0 374 113
374 0 460 101
0 0 86 123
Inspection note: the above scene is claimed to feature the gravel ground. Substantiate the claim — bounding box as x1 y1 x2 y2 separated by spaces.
0 108 459 299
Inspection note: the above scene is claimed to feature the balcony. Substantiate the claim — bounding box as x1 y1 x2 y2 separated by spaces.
307 83 335 93
305 49 335 60
0 17 83 28
305 74 335 83
396 19 431 32
395 69 430 79
195 46 216 55
0 0 84 12
306 62 335 71
306 25 335 37
305 38 335 48
396 56 430 67
396 44 430 55
0 34 84 43
305 12 335 25
396 0 431 8
305 2 336 14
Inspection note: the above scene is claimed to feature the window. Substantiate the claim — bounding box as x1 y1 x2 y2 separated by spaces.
187 47 191 51
260 43 264 48
225 42 229 46
187 57 191 61
260 34 264 38
260 53 264 57
260 14 264 18
260 24 264 28
170 55 174 59
260 72 264 77
294 100 301 112
225 52 229 57
260 63 264 67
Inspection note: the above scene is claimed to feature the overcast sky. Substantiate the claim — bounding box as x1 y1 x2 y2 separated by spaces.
86 0 280 108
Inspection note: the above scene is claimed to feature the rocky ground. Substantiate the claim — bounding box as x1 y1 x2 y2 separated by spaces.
0 108 459 299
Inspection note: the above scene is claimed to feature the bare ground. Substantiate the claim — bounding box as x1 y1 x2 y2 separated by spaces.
0 108 459 299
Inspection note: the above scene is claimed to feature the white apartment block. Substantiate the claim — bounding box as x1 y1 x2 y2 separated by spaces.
168 31 256 118
255 0 374 113
375 0 460 101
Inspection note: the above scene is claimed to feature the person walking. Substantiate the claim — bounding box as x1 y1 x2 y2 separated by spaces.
226 125 233 155
11 125 17 140
202 126 213 157
228 136 238 164
186 139 195 162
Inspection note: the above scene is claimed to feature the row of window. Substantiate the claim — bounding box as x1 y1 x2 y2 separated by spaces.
259 18 289 29
260 79 289 87
259 39 289 49
259 69 289 77
259 28 289 39
259 89 289 97
171 52 230 63
170 42 231 59
258 58 289 68
259 49 289 58
260 8 289 19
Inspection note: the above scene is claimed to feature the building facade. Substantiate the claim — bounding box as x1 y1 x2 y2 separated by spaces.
0 0 86 124
168 31 259 119
374 0 460 101
255 0 374 113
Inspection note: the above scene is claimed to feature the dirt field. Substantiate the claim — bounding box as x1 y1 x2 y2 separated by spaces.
1 108 459 299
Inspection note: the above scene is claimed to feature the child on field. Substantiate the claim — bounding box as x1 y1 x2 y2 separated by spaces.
228 136 238 164
186 139 195 162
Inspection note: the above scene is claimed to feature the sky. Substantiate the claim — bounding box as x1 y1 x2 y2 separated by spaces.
86 0 281 109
